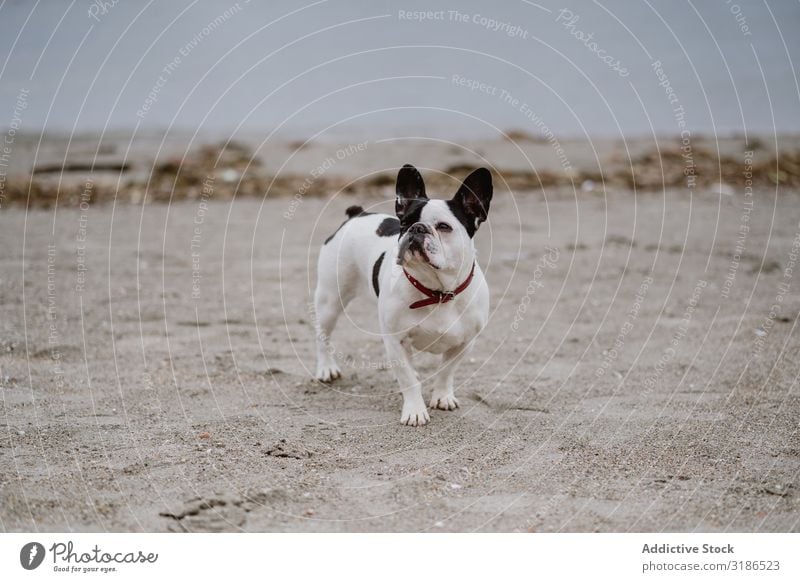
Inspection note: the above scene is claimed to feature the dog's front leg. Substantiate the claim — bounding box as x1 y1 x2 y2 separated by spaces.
383 335 429 427
430 341 472 411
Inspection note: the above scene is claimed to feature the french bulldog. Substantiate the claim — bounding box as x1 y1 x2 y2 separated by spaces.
313 164 493 426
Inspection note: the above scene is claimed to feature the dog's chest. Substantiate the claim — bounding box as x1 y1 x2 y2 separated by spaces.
401 305 481 354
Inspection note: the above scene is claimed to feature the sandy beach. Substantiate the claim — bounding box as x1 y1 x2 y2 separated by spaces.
1 133 799 532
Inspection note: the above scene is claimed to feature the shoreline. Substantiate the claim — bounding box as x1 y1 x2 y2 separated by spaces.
2 132 799 209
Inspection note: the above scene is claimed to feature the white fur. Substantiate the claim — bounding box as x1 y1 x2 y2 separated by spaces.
313 200 489 426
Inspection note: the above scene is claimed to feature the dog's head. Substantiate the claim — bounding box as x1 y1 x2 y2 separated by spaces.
395 164 493 272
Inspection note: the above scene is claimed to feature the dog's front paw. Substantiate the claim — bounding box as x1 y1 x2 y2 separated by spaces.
430 392 460 411
316 363 341 383
400 401 430 427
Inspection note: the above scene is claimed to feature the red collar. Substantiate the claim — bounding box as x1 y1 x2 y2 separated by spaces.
402 262 476 309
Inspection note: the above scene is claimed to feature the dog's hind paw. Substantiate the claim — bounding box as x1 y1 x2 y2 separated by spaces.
316 364 341 383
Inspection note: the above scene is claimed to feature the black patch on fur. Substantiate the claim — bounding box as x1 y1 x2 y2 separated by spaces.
324 206 374 244
447 168 493 238
376 217 401 237
372 252 386 297
397 199 428 235
395 164 428 231
446 199 477 238
396 164 426 201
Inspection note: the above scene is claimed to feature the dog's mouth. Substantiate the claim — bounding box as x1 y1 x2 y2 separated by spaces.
398 234 442 269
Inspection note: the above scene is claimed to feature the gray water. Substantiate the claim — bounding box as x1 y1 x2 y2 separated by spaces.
1 0 798 139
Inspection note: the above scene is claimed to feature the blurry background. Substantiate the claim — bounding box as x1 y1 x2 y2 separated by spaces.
1 0 798 139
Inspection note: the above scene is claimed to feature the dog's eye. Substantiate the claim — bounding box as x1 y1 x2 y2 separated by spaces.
436 222 452 232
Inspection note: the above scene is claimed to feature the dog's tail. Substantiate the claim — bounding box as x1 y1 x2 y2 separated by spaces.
345 205 365 219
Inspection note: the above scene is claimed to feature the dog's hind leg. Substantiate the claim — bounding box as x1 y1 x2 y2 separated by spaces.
313 260 358 382
314 288 344 382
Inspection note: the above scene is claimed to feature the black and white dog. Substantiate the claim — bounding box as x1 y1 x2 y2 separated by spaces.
314 165 493 426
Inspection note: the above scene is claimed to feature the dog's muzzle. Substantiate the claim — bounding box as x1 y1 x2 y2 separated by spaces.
398 222 439 267
407 222 431 236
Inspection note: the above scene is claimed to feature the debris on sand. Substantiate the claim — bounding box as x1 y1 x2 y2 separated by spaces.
265 439 311 460
33 161 132 174
6 138 800 208
760 484 793 498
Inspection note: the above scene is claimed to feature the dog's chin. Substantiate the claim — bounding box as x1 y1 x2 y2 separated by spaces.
398 235 442 270
399 250 434 270
399 248 443 270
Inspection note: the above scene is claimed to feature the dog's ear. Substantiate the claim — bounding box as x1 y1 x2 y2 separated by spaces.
395 164 428 220
450 168 493 236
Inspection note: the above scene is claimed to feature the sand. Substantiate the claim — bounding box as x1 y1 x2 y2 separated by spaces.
1 136 799 532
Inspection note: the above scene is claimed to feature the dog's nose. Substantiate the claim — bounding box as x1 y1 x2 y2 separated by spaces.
408 223 429 236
